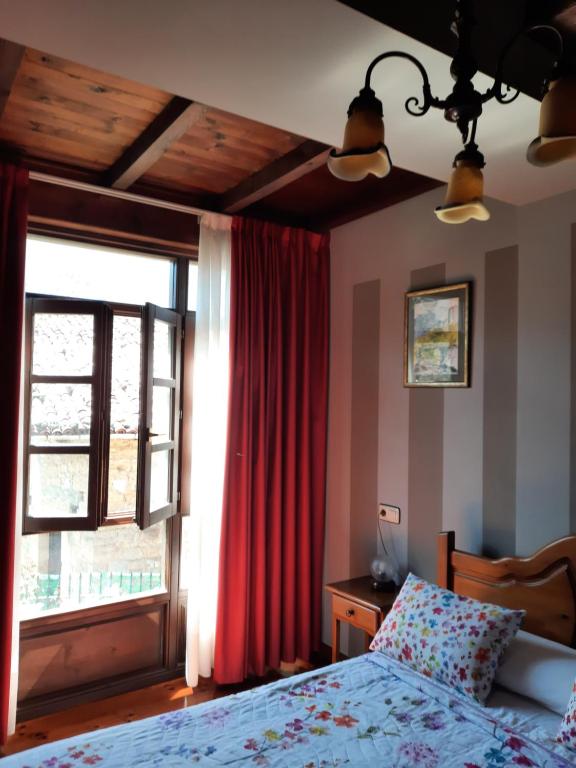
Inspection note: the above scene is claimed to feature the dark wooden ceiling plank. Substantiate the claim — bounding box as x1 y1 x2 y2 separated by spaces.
218 139 330 213
25 155 103 183
25 48 171 106
242 164 443 231
102 97 206 190
315 176 443 229
0 118 119 170
0 39 25 119
20 59 169 115
25 154 212 209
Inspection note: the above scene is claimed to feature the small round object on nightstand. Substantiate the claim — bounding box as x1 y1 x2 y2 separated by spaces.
370 555 398 592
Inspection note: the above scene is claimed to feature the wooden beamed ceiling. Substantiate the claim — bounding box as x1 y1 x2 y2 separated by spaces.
219 139 331 213
0 40 24 120
0 44 440 231
102 97 207 190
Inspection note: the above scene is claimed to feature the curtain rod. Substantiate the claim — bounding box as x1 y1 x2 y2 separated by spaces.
29 171 230 219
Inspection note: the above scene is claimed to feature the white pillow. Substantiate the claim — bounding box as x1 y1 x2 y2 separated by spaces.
495 629 576 715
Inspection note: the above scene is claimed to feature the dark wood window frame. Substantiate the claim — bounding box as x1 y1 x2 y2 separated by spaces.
18 234 196 719
138 304 182 530
99 302 143 528
23 296 183 533
23 297 110 534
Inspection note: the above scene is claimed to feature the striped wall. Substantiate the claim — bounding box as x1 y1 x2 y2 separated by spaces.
407 264 445 582
349 280 381 577
324 186 576 644
482 246 518 557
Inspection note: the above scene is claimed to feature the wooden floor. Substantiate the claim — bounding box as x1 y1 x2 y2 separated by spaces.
2 673 280 757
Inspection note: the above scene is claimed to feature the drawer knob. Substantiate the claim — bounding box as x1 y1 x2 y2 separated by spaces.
345 608 355 617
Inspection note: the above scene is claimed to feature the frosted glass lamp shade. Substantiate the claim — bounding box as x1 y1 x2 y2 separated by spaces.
328 87 392 181
435 159 490 224
370 554 398 591
527 77 576 167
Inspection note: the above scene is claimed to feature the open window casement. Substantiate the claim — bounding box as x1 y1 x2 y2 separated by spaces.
23 297 111 533
137 303 182 530
23 297 184 534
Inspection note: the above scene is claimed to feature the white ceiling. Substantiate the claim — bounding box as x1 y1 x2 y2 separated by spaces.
2 0 575 206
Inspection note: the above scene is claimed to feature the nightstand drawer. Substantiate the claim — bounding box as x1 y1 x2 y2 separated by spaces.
326 577 398 662
332 595 379 634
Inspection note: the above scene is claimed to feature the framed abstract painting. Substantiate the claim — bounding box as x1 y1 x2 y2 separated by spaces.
404 282 470 387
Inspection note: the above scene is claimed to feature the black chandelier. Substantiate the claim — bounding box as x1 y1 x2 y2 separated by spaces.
328 0 568 224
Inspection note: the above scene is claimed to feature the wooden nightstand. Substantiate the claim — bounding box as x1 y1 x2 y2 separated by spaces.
325 576 398 663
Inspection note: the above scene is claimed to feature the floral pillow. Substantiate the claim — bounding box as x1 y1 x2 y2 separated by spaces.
557 681 576 750
370 573 525 704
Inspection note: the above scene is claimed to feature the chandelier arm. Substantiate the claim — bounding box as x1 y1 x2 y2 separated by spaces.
528 24 565 96
487 83 522 105
364 51 444 117
481 33 521 105
485 24 564 105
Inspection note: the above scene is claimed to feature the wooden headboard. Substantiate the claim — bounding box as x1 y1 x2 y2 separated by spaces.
437 531 576 647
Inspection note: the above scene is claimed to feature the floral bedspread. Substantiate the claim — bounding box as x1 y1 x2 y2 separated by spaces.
4 654 575 767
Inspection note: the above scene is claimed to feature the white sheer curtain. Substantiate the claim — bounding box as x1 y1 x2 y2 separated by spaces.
185 213 232 687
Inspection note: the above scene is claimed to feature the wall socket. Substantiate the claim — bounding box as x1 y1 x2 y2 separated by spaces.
379 503 401 525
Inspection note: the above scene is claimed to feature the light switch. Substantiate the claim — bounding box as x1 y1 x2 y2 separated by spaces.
379 503 400 525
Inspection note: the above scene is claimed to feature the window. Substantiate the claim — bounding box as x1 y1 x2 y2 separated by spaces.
20 523 166 619
139 304 182 528
24 300 182 533
107 314 141 518
25 236 172 307
25 299 108 533
21 236 189 618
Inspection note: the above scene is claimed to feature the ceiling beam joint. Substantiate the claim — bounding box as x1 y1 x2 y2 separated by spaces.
102 96 206 190
218 139 330 213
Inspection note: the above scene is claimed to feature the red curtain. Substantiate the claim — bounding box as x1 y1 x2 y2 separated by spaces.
214 218 329 683
0 160 28 745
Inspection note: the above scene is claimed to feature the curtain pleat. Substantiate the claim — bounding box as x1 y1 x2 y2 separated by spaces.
185 213 231 687
214 218 329 683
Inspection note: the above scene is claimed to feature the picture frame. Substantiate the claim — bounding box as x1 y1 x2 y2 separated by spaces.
404 282 470 387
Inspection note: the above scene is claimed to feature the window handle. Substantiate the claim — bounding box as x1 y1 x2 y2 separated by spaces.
146 428 159 441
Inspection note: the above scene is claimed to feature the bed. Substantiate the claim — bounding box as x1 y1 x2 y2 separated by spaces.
4 531 576 767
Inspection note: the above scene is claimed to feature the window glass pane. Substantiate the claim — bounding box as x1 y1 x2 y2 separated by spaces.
33 313 94 376
108 315 141 517
28 454 89 518
19 522 166 618
150 450 171 511
31 383 92 446
151 386 172 445
188 262 198 311
25 236 173 307
153 320 174 379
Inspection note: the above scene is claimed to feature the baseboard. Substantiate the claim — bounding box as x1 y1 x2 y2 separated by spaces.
17 666 183 722
16 649 333 723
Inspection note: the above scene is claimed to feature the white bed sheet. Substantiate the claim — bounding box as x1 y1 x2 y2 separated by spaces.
488 684 563 748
